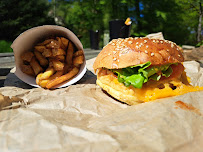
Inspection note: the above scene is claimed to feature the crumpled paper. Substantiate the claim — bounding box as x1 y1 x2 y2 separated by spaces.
0 60 203 152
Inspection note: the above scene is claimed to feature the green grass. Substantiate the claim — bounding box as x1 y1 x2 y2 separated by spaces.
0 40 13 53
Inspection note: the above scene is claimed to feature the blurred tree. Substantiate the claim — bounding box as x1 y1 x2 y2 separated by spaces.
0 0 55 41
55 0 105 48
176 0 202 43
55 0 131 48
127 0 202 45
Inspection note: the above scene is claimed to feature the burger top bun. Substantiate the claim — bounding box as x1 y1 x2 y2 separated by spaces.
93 37 184 70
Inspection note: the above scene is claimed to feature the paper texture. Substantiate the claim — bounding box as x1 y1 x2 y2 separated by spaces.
0 59 203 152
11 25 86 88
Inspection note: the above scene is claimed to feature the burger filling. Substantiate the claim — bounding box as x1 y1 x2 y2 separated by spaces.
97 62 203 103
111 61 180 89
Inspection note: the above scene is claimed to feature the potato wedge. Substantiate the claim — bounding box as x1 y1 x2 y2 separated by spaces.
51 59 65 71
73 50 84 57
46 67 79 89
38 67 55 80
21 64 35 76
73 55 84 66
30 57 43 76
61 37 69 50
34 45 46 53
21 51 34 63
34 51 48 67
42 49 52 57
66 41 74 69
52 48 66 56
40 70 64 88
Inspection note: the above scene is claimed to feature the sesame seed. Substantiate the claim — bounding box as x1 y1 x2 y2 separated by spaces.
128 41 132 44
113 58 117 61
136 46 139 49
113 51 116 54
178 54 181 57
108 53 111 55
112 63 118 68
160 41 163 44
117 59 120 62
153 40 156 43
145 50 148 53
136 42 139 45
146 45 149 49
166 49 169 52
151 53 154 56
171 43 174 48
144 40 147 43
156 40 160 43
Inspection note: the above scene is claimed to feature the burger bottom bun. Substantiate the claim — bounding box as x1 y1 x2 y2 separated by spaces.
96 74 143 105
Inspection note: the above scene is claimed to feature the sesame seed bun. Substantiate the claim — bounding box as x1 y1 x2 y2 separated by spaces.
93 37 188 105
93 37 184 70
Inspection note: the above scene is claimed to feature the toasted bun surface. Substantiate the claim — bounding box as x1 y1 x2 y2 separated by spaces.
93 37 184 70
96 70 142 105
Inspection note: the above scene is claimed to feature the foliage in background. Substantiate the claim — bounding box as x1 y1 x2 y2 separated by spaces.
0 0 55 42
196 40 203 47
0 40 12 53
0 0 202 52
54 0 202 48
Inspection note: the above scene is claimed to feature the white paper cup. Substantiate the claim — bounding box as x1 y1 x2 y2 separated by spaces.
11 25 86 88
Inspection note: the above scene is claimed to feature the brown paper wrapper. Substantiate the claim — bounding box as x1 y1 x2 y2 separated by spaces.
0 59 203 151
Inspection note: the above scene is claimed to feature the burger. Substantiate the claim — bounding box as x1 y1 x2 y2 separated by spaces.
93 37 203 105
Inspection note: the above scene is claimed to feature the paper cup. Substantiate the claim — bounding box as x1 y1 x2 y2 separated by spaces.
11 25 86 88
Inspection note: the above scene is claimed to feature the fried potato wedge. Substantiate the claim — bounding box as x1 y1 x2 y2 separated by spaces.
56 37 66 50
34 51 48 67
52 48 66 56
37 39 55 46
39 67 55 80
46 67 79 89
21 36 83 89
42 49 52 57
30 57 43 75
34 45 46 53
39 71 64 88
54 55 65 62
66 41 74 69
21 64 35 76
73 50 84 57
61 37 69 50
51 59 65 71
73 55 84 66
46 40 59 49
21 51 34 63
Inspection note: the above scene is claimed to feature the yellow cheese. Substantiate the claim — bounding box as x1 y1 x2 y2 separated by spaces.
98 69 203 104
136 81 203 102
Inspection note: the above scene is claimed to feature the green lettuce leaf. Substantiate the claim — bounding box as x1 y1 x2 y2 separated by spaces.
112 61 174 89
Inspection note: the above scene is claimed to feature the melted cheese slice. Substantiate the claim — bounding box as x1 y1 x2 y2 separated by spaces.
136 80 203 102
97 69 203 105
